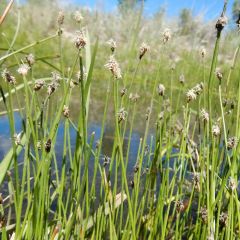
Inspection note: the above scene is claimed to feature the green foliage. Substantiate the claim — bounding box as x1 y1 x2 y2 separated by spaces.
178 8 196 35
1 0 240 239
232 0 240 21
118 0 145 12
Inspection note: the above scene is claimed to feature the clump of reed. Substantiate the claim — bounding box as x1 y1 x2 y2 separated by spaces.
0 0 240 239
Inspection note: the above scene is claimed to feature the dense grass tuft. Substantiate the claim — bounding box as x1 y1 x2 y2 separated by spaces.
0 0 240 239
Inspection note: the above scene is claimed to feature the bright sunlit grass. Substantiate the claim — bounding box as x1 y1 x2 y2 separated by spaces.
0 0 240 239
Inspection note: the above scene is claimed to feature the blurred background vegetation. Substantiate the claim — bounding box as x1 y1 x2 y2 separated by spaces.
1 0 240 127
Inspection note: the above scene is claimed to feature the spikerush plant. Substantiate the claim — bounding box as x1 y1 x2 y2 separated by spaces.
0 0 240 239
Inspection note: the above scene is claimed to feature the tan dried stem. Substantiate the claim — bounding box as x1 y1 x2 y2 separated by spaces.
0 0 14 26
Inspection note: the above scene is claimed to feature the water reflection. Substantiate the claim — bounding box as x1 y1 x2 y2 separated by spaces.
0 114 23 156
0 113 149 176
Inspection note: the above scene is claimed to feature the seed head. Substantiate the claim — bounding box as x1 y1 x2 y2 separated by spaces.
179 74 185 84
74 10 83 23
158 111 164 121
192 173 200 192
13 133 21 146
193 82 204 95
162 28 171 44
104 55 122 79
70 80 77 88
163 98 171 110
216 15 228 32
0 216 6 228
175 121 183 134
170 63 176 71
63 105 70 118
222 98 228 107
52 71 61 83
186 89 197 103
120 87 127 97
236 14 240 29
103 155 110 167
17 64 30 76
107 39 117 53
144 145 150 156
47 72 61 95
200 47 206 58
74 31 87 49
95 140 100 149
227 137 238 150
230 100 235 110
157 84 165 96
145 107 151 120
26 53 35 66
176 200 184 213
57 11 64 25
139 42 150 60
219 212 228 228
129 93 140 102
228 177 237 192
2 69 16 85
129 180 134 188
117 108 127 123
47 84 56 96
200 207 208 224
200 109 209 122
37 141 42 150
216 69 223 81
134 163 139 173
45 139 52 153
34 80 45 91
212 125 221 137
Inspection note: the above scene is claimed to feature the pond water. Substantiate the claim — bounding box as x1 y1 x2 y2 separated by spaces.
0 112 152 184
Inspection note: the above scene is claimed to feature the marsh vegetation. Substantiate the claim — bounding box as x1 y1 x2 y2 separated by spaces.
0 0 240 239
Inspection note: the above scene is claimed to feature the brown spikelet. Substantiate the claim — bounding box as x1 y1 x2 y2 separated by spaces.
45 139 52 153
